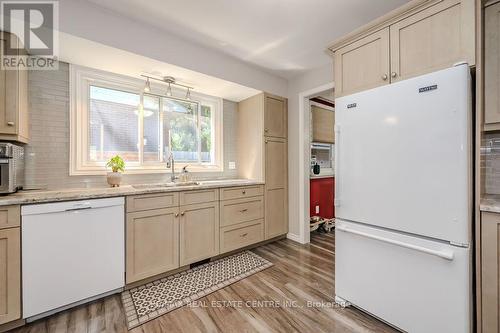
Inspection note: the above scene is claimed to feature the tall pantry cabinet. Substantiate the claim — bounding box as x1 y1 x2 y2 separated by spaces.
238 93 288 239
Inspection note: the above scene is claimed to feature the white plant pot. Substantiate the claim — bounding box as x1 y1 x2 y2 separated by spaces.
107 172 122 187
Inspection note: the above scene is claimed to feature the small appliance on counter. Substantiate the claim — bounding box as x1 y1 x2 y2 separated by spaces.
0 142 24 194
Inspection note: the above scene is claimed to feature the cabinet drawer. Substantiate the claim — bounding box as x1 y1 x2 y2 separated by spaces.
221 185 264 200
179 189 219 205
127 192 179 212
220 220 264 254
0 205 20 230
221 197 264 227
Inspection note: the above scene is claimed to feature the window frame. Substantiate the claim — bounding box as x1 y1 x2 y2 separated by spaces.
70 65 223 175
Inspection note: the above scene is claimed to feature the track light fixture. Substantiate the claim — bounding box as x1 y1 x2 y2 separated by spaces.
143 77 151 92
140 74 193 100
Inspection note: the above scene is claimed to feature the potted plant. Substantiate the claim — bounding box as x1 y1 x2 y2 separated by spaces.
106 155 125 187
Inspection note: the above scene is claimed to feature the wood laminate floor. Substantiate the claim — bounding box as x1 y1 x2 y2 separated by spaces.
12 232 397 333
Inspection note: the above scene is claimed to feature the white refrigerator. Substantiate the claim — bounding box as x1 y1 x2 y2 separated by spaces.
334 64 471 333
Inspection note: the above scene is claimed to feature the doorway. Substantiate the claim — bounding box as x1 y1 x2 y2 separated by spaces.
296 82 334 244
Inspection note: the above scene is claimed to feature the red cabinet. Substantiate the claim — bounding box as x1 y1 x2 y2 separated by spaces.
310 177 335 219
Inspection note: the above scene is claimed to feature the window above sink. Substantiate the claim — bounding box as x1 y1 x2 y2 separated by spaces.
69 65 223 175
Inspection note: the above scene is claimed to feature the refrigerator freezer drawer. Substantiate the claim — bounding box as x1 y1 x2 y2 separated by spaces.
335 220 470 333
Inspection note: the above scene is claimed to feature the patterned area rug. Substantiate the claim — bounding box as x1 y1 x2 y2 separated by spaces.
121 251 273 329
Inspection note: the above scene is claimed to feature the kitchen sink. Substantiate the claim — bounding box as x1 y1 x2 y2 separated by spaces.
132 181 201 189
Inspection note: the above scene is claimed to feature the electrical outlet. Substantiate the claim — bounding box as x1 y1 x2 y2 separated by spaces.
315 206 319 214
229 161 236 170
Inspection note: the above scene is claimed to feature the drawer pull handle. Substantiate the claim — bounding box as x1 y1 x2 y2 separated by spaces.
391 72 397 78
175 213 179 217
240 209 248 213
7 121 14 126
240 233 248 237
180 211 185 216
242 190 246 194
381 74 388 81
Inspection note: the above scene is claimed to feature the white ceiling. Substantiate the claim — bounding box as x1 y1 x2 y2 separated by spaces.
59 33 261 102
84 0 411 79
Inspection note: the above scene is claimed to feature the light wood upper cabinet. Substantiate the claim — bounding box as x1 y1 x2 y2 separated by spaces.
481 211 500 332
264 95 287 139
0 227 20 325
179 201 219 265
126 207 179 284
390 0 475 83
311 105 335 143
485 1 500 130
265 137 288 239
0 32 29 143
334 28 390 98
329 0 475 98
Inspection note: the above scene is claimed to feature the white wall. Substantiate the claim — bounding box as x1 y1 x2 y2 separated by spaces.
286 63 334 239
58 0 287 97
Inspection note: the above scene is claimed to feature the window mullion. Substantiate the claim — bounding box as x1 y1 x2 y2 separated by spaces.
197 105 202 164
138 94 144 166
159 97 164 163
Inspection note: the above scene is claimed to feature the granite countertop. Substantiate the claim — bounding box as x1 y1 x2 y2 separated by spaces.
0 179 264 206
480 195 500 214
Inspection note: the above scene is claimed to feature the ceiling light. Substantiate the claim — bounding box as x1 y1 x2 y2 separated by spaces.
143 78 151 92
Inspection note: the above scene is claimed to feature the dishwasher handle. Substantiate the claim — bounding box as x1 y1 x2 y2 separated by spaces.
65 202 93 212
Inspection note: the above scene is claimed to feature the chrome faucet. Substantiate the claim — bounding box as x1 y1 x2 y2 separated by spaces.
166 152 177 182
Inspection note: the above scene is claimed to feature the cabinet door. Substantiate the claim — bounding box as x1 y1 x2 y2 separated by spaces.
390 0 475 83
481 212 500 332
311 105 335 143
0 34 18 135
126 207 179 284
485 1 500 127
179 202 219 265
0 228 20 325
334 28 390 98
264 95 287 138
265 137 287 190
265 138 288 239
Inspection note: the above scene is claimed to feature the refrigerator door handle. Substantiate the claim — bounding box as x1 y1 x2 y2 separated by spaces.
334 124 340 207
337 225 454 261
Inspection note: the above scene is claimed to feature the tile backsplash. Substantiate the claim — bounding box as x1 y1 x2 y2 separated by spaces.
483 132 500 194
24 62 239 189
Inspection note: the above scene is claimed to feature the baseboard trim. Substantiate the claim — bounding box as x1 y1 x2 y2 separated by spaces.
286 232 304 244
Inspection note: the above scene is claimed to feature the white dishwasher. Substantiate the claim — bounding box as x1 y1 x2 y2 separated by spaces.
22 197 125 320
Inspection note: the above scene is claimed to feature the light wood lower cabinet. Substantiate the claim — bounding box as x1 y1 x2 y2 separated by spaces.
126 186 270 284
481 211 500 332
179 202 219 266
127 192 179 212
0 206 20 230
265 188 287 239
220 197 264 227
220 220 264 254
0 227 20 325
126 207 179 284
265 137 288 239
